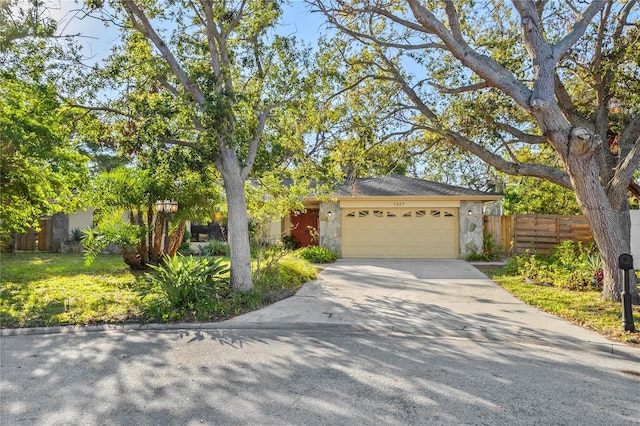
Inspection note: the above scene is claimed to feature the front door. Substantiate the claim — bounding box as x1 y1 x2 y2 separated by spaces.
290 209 319 248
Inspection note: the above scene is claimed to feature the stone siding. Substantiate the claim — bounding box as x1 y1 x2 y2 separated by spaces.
459 201 484 258
319 202 341 255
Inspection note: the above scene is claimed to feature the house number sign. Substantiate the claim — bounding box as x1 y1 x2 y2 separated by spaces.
393 202 405 206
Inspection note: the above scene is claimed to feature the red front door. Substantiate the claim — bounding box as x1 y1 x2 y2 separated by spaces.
290 209 319 248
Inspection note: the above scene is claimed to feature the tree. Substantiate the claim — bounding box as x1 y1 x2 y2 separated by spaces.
0 0 88 244
83 161 224 269
501 146 581 215
314 0 640 302
79 0 314 290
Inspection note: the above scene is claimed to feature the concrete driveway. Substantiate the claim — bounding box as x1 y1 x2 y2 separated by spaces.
226 259 622 349
2 259 640 425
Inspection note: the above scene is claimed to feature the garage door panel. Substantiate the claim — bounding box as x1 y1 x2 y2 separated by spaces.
342 207 459 258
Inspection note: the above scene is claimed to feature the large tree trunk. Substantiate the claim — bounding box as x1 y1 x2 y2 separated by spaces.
561 130 639 303
577 195 639 303
218 147 253 291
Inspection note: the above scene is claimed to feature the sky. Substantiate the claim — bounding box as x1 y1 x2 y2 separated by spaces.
49 0 328 64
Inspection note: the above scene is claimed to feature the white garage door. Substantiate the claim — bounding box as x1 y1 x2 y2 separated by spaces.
341 207 459 258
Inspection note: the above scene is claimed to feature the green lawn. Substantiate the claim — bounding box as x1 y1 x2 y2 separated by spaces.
481 266 640 346
1 251 315 328
1 253 148 327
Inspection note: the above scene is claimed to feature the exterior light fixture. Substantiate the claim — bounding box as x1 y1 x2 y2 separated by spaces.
467 210 473 216
155 199 179 254
155 199 178 214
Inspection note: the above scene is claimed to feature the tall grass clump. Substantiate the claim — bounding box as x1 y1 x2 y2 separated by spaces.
144 253 230 319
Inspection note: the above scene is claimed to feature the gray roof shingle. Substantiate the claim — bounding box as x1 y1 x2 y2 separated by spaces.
333 174 500 198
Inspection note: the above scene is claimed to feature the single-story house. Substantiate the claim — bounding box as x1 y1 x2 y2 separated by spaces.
277 174 502 259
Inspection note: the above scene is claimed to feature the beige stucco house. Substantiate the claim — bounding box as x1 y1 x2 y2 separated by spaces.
275 175 502 259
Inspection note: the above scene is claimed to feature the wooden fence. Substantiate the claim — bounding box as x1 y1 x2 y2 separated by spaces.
484 214 594 255
10 218 52 252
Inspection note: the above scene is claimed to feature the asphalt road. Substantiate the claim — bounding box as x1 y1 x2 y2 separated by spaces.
1 259 639 425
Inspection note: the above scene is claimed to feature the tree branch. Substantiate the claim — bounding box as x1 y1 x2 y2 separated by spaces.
202 0 223 84
441 128 572 188
553 73 590 128
553 1 608 60
406 0 533 111
161 137 196 147
494 122 547 144
66 103 134 118
241 104 278 180
428 81 489 94
609 116 640 203
121 0 206 107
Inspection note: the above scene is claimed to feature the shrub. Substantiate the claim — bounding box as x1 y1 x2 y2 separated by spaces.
466 233 502 261
278 256 318 286
281 235 296 250
513 241 601 291
198 239 230 257
297 246 338 263
253 254 318 293
144 253 230 312
178 230 194 255
68 228 84 244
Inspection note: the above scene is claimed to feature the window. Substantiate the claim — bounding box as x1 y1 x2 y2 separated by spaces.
386 211 396 217
430 210 441 217
444 211 455 217
415 210 426 217
373 210 383 217
346 211 355 217
359 210 369 217
402 211 412 217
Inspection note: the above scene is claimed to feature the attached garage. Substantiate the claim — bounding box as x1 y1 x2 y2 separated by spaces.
341 206 459 258
315 175 502 259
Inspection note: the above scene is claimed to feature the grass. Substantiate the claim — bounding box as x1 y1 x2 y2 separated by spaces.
1 253 147 327
479 265 640 346
1 252 316 328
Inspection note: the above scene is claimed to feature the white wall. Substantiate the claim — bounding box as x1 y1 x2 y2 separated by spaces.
68 208 94 232
631 210 640 268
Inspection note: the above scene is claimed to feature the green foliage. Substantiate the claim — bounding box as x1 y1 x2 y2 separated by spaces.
198 240 230 257
0 253 145 328
177 230 194 255
85 166 224 268
511 241 602 291
277 256 318 287
1 251 318 327
297 246 339 263
502 179 581 215
253 254 318 293
487 267 639 345
466 233 502 262
81 0 322 291
282 235 297 250
68 228 84 243
144 253 230 313
501 147 581 215
82 221 144 266
0 75 89 236
0 1 89 237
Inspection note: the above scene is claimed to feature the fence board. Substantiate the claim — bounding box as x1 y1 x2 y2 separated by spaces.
484 214 594 255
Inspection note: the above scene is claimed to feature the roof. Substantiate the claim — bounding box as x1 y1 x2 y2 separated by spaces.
333 175 501 199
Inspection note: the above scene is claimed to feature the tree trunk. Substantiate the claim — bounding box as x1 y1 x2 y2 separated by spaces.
151 214 164 264
168 221 186 256
562 132 639 303
580 203 639 303
218 147 254 291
